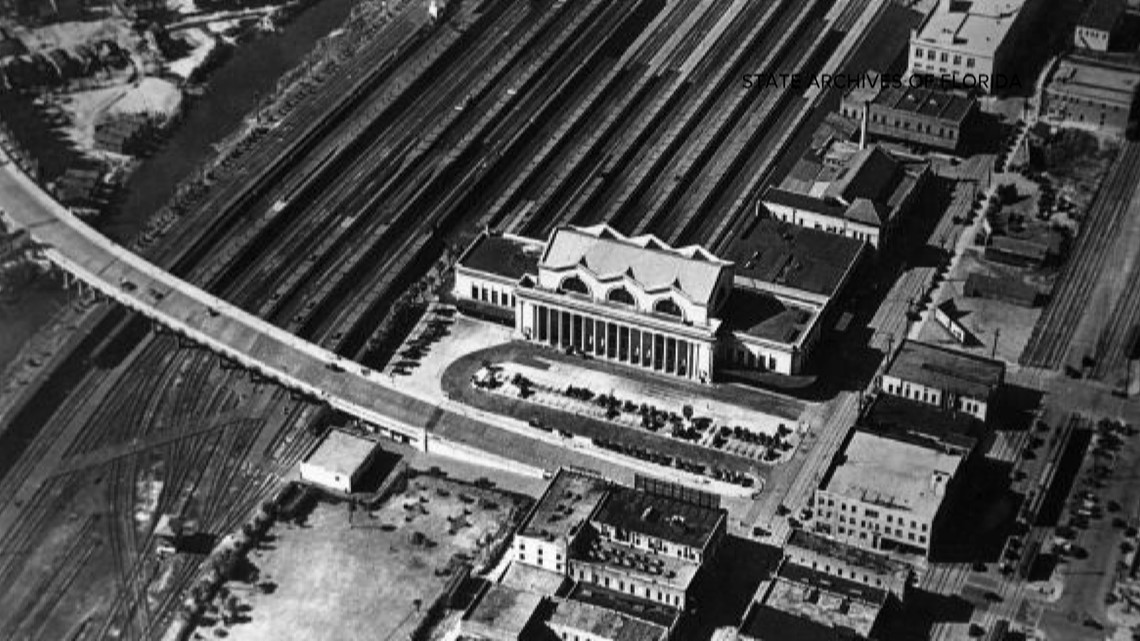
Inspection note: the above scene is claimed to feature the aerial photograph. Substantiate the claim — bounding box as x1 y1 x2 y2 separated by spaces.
0 0 1139 638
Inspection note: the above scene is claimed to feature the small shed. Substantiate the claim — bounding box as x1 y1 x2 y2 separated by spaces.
300 431 380 493
964 273 1040 307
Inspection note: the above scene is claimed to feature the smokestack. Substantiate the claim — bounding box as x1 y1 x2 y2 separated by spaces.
860 101 869 150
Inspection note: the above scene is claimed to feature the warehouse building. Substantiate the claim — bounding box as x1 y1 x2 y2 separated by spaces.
298 430 381 494
840 77 980 152
455 223 863 378
1043 55 1140 138
880 339 1005 422
814 430 965 558
907 0 1046 92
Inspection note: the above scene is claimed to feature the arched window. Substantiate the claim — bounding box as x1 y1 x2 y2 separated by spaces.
653 298 683 319
607 287 635 306
559 276 589 296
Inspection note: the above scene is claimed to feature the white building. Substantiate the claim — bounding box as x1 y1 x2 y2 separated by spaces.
907 0 1046 92
511 468 611 576
299 430 381 493
1074 0 1125 52
454 223 864 379
815 431 965 558
880 339 1005 422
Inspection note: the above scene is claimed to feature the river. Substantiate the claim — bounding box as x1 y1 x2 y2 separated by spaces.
0 0 352 371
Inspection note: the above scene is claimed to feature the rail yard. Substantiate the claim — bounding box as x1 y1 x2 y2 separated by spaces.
2 0 1140 638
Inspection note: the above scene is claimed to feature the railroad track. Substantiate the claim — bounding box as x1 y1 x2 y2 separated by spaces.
1021 142 1140 368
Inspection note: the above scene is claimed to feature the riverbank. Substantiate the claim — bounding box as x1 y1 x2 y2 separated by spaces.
0 0 352 378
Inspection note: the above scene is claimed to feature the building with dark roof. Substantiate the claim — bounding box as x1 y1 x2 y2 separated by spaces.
1043 54 1140 139
761 143 929 249
454 221 862 378
454 231 545 323
460 584 544 641
963 272 1041 307
881 339 1005 422
738 603 855 641
570 485 727 611
784 529 913 599
861 393 981 454
508 469 726 613
839 76 980 151
459 584 669 641
512 468 610 575
1075 0 1126 51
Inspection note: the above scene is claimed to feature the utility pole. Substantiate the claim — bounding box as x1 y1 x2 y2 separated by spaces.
992 328 1001 359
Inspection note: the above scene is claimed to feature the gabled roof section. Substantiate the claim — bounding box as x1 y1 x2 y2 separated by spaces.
824 147 900 205
845 198 889 226
541 224 731 307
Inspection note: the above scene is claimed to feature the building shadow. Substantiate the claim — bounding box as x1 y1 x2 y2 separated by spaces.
678 536 783 639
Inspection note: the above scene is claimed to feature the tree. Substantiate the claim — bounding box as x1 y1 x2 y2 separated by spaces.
682 405 694 423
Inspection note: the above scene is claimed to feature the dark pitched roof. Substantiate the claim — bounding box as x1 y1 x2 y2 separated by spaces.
845 198 888 226
825 147 900 204
725 218 865 298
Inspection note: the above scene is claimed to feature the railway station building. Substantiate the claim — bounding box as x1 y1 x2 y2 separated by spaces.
454 222 864 379
880 339 1005 422
907 0 1046 92
760 143 929 249
814 430 965 559
839 76 980 152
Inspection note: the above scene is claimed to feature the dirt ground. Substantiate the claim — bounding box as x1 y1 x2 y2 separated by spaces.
207 475 525 641
917 250 1045 364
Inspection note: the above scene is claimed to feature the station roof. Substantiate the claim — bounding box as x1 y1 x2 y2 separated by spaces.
886 339 1005 398
862 394 981 452
591 486 724 550
302 430 377 477
457 231 545 281
541 224 731 307
519 468 610 542
548 597 668 641
724 218 865 298
462 584 543 640
824 430 963 520
914 0 1031 57
719 288 817 346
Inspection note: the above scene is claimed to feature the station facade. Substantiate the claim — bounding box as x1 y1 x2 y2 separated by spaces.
454 223 864 380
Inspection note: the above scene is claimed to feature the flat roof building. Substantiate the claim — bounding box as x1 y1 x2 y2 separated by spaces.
460 584 544 641
757 562 889 638
1043 55 1140 138
762 143 929 249
862 393 981 454
455 222 863 378
1075 0 1126 52
908 0 1046 93
512 468 610 575
547 596 669 641
298 431 381 494
784 529 913 599
840 75 980 151
509 469 727 614
881 339 1004 422
815 430 965 558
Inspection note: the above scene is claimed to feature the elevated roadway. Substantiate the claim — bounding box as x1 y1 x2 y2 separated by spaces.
0 152 754 496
